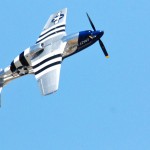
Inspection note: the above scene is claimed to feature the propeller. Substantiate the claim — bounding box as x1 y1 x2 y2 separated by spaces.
86 13 109 58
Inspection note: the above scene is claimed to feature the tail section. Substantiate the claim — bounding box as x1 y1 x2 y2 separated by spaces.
0 69 4 107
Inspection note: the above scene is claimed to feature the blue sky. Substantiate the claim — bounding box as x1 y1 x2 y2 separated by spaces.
0 0 150 150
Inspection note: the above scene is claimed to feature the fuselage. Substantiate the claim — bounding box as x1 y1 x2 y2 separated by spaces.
63 30 104 58
0 8 109 102
0 30 103 86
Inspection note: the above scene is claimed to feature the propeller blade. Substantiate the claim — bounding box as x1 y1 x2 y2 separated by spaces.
86 13 109 58
99 39 109 58
86 13 96 31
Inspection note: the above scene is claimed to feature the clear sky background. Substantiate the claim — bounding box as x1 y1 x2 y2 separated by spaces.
0 0 150 150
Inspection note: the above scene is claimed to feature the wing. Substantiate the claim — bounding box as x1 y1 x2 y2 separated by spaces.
31 42 66 95
31 8 68 95
36 8 67 44
37 67 61 95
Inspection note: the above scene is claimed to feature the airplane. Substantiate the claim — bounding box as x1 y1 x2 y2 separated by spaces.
0 8 109 104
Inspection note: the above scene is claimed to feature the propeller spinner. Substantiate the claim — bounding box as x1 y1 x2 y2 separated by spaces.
86 13 109 58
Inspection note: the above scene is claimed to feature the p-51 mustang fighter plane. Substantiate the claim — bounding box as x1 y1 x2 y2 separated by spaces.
0 8 109 100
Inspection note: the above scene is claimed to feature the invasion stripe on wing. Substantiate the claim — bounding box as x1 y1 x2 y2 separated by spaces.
39 25 65 38
36 29 65 43
41 22 65 35
32 50 62 65
35 61 61 75
38 26 65 41
33 54 62 69
33 57 62 73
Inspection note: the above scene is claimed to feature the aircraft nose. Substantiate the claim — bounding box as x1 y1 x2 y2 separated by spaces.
98 30 104 37
94 30 104 38
101 31 104 36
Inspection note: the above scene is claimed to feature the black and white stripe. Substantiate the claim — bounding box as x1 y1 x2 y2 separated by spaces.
19 51 30 66
36 24 66 44
10 48 30 73
34 61 61 75
32 52 62 79
10 61 16 72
